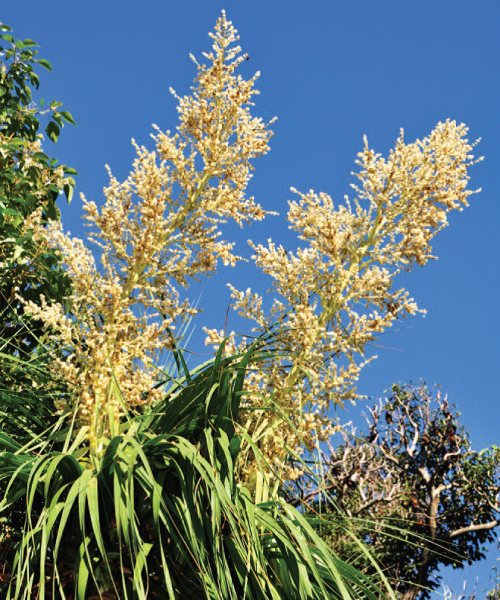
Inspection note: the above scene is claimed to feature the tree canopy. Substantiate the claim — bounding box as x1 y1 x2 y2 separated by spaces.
0 21 76 360
295 383 500 600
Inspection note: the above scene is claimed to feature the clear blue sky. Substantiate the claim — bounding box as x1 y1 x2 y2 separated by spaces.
3 0 499 595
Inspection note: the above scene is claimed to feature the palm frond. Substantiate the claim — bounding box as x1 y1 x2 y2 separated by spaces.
0 340 394 599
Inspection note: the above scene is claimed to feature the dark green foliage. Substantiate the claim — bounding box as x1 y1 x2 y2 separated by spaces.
0 21 77 360
0 20 78 583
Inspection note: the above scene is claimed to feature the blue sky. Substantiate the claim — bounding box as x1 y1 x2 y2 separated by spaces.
3 0 499 594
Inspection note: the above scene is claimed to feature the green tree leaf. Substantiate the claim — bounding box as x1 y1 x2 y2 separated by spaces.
64 183 74 204
36 58 52 71
60 110 77 125
46 120 60 142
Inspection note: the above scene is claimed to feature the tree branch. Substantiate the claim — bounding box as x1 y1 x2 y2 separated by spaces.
447 519 500 539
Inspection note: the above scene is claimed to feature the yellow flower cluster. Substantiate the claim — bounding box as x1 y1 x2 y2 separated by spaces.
21 12 275 452
227 121 480 483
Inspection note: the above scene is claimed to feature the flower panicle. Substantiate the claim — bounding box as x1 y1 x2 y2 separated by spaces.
228 119 480 483
19 12 275 450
